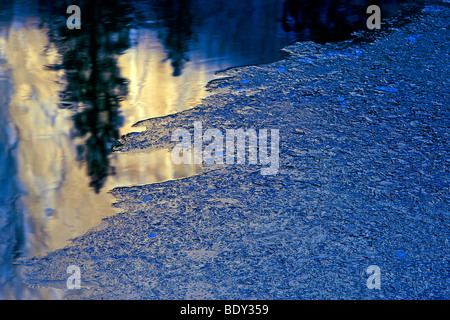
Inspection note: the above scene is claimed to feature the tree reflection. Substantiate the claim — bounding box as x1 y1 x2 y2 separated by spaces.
36 0 410 194
282 0 401 42
151 0 195 77
41 0 132 193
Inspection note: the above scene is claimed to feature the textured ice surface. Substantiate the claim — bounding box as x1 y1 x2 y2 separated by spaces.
19 6 449 299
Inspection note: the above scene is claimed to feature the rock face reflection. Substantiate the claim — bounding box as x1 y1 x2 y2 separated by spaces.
0 69 25 297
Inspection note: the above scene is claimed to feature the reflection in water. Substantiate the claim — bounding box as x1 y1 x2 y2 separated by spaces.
281 0 380 42
44 0 132 193
0 19 76 299
0 0 422 299
281 0 425 43
0 0 293 299
152 0 195 77
0 55 25 298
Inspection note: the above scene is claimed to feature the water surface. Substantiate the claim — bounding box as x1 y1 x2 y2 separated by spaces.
0 0 426 299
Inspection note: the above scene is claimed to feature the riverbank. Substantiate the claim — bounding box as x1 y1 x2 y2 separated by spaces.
19 3 449 299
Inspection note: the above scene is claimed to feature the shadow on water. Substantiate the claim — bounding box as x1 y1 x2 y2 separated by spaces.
0 0 427 299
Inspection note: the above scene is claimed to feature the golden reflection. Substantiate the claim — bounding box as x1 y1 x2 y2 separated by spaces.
117 28 215 135
1 14 227 299
3 23 115 256
3 24 210 258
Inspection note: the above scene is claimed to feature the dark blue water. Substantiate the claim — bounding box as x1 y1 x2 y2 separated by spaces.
0 0 427 299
